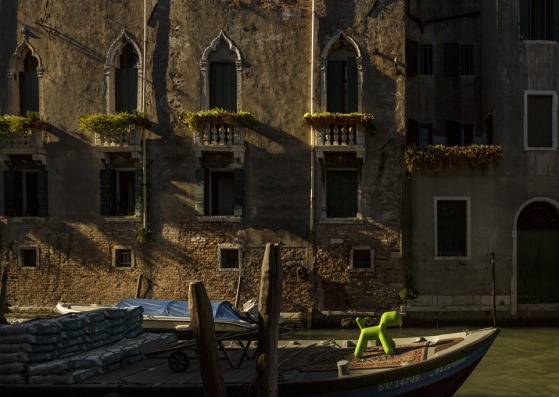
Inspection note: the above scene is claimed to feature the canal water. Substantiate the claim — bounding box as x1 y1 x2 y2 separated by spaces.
281 326 559 397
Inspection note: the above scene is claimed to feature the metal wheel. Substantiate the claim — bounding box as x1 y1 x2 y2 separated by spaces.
168 350 190 373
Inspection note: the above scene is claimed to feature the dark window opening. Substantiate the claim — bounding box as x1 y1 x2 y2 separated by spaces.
527 95 553 148
220 248 239 269
460 46 474 75
19 52 39 115
3 170 47 217
327 57 358 113
20 248 37 267
437 200 468 257
195 168 244 217
352 249 371 269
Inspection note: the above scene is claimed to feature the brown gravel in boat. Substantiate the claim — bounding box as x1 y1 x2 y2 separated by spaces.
280 342 429 371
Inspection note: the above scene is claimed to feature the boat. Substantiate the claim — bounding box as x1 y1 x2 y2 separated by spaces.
56 298 257 334
0 326 499 396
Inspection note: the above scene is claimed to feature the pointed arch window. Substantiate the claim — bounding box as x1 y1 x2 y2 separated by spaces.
201 31 242 111
7 40 43 116
105 33 143 113
321 32 362 113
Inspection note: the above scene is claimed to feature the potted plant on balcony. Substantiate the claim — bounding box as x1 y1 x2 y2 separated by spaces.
0 111 47 136
404 144 504 174
181 108 256 130
78 111 148 139
303 112 374 127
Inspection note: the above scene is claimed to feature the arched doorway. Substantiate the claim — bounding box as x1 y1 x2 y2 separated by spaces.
516 201 559 303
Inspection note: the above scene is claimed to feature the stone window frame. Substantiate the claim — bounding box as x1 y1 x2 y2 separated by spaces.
18 245 39 268
350 246 374 271
320 31 363 113
523 90 557 150
321 167 362 221
200 30 243 111
112 245 135 269
104 31 143 114
6 37 44 116
434 196 471 260
217 243 241 271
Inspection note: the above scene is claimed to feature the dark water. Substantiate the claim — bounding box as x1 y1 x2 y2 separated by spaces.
280 326 559 397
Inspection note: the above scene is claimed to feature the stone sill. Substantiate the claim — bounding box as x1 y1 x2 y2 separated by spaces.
197 216 241 222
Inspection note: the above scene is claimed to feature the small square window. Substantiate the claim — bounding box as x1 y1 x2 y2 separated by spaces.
112 246 134 268
219 245 240 270
19 247 38 267
351 247 374 270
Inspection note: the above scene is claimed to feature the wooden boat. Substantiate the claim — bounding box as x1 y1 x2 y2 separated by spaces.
1 326 498 396
56 298 257 334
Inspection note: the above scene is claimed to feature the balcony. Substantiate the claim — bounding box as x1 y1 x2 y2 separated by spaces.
182 110 255 164
304 113 372 161
0 117 49 165
78 112 147 163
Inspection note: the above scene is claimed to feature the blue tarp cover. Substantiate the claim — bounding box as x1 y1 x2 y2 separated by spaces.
114 299 242 321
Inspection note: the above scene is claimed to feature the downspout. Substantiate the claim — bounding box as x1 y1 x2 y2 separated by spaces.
309 0 316 235
142 0 148 229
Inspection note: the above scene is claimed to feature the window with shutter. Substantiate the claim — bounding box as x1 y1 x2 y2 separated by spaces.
327 57 358 113
444 43 460 76
436 198 469 257
406 39 419 76
419 45 433 75
100 168 116 216
3 170 23 217
210 63 237 111
527 94 554 148
518 0 559 39
19 52 39 115
115 44 139 112
326 169 358 218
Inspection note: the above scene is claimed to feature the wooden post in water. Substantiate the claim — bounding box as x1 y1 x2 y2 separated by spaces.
256 243 283 397
234 273 242 308
0 267 8 324
189 281 227 397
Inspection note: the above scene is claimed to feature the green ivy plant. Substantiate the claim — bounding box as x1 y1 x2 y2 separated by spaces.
303 112 374 127
405 144 504 174
78 111 148 138
181 108 256 130
399 287 418 304
136 226 151 244
0 111 41 136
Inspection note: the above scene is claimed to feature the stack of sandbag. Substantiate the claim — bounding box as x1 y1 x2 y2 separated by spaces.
0 307 178 385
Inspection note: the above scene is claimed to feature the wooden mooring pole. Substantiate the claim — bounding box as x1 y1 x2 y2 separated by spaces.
0 267 8 324
189 281 227 397
256 243 283 397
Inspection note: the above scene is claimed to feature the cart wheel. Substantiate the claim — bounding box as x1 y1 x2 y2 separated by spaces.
168 350 190 373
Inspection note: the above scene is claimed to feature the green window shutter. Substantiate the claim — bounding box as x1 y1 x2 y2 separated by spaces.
519 0 530 39
195 168 208 215
37 170 48 217
134 168 143 217
446 121 462 146
444 43 460 76
18 71 39 115
553 0 559 39
233 168 244 217
210 63 237 111
406 38 419 76
327 61 345 112
115 68 138 112
4 170 23 217
326 170 358 218
347 57 358 113
100 168 116 216
407 118 420 145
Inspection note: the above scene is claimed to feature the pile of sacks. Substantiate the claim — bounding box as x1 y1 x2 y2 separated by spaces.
0 306 177 385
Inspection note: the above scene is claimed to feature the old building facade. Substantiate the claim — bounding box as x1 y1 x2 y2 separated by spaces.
1 0 558 324
0 0 405 322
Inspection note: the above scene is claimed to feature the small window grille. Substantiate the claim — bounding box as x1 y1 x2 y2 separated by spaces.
460 46 474 75
113 247 134 268
419 45 433 75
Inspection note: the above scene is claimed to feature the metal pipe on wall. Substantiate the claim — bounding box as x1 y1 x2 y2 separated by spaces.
309 0 316 236
142 0 148 229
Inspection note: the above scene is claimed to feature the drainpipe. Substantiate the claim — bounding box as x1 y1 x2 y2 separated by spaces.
142 0 148 229
309 0 316 236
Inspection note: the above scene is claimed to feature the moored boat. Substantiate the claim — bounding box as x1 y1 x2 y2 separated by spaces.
56 298 257 333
